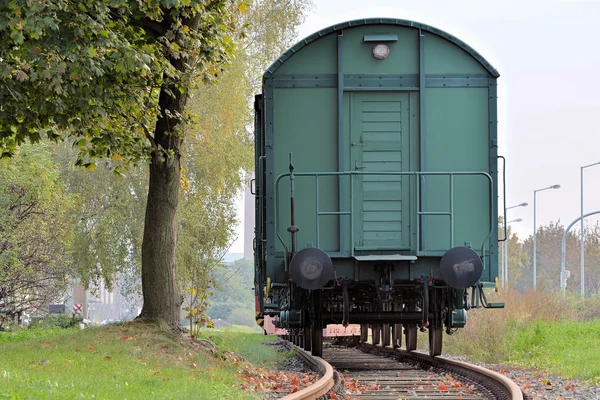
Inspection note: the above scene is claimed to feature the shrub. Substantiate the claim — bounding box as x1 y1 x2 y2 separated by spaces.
29 313 83 329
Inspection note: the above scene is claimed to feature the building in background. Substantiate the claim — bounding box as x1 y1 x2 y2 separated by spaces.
66 275 142 324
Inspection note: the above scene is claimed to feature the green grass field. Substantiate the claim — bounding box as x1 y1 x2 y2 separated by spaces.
509 319 600 383
0 322 285 399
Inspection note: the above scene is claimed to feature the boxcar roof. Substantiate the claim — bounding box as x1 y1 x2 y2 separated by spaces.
264 18 499 78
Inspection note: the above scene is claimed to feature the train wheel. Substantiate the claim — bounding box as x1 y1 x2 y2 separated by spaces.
303 327 312 351
405 325 417 351
382 324 391 346
371 324 381 345
311 328 323 357
392 324 402 348
428 326 443 357
360 324 368 342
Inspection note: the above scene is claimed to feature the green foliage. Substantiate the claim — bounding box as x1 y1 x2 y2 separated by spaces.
0 143 78 318
0 0 241 164
207 259 256 326
183 283 216 338
242 0 314 90
0 0 312 325
51 142 147 295
0 322 264 399
28 314 84 330
0 0 245 325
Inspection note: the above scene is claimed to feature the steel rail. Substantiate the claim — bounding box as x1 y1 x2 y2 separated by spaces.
277 338 522 400
438 356 523 400
281 342 335 400
357 342 523 400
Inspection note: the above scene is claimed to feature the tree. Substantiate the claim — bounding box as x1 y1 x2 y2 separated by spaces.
501 221 600 296
207 259 256 326
502 226 530 290
518 222 567 291
584 223 600 296
1 0 241 326
52 142 147 297
1 0 312 327
0 143 77 322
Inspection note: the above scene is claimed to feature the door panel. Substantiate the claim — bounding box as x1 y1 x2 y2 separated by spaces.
350 92 411 250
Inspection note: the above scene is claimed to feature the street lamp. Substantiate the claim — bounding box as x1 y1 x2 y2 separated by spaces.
503 218 522 286
508 203 529 210
502 202 528 286
580 161 600 298
533 184 561 289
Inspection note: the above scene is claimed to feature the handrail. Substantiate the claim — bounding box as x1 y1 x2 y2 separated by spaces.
498 155 507 242
256 155 266 278
274 170 494 265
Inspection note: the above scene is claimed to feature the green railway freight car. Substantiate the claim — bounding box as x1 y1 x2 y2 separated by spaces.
253 18 504 357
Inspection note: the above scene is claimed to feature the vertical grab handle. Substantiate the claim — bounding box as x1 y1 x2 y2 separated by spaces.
498 155 507 242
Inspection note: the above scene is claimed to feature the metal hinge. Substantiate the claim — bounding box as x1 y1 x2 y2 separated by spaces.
355 161 365 170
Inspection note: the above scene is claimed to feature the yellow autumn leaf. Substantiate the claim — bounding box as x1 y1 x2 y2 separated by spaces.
112 153 121 161
180 175 189 191
85 162 97 172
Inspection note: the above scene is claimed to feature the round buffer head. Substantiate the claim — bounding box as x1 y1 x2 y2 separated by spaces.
439 246 483 289
290 248 334 290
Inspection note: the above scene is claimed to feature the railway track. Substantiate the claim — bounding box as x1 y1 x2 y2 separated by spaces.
275 339 523 400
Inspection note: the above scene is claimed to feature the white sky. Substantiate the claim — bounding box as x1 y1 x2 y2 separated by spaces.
231 0 600 253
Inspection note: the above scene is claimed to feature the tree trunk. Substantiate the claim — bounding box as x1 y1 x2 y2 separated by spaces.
138 70 187 327
136 14 199 328
139 149 182 326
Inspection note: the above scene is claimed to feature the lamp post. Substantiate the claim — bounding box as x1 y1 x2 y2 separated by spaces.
533 184 561 289
580 162 600 298
504 217 523 286
502 202 528 286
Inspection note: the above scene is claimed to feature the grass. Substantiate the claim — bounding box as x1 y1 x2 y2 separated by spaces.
509 319 600 383
0 327 76 344
439 288 600 384
0 322 288 399
198 328 290 366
